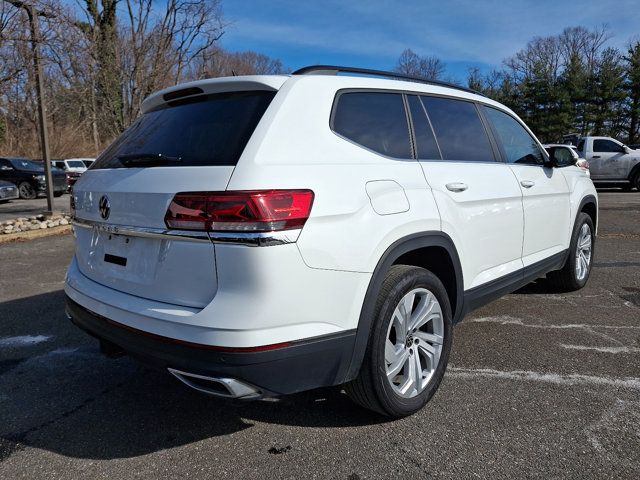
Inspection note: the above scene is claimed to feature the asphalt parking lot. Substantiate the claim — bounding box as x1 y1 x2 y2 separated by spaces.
0 195 70 223
0 191 638 479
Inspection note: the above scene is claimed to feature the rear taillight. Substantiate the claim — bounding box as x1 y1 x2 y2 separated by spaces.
165 190 315 232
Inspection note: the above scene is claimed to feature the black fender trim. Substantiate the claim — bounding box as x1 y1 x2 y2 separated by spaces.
577 194 598 231
343 232 464 382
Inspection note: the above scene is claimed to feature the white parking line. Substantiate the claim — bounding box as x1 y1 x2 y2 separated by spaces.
0 335 51 347
448 367 640 390
468 316 640 330
560 344 640 354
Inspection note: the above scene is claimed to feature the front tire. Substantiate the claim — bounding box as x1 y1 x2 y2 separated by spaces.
546 212 594 291
346 265 453 417
18 182 36 200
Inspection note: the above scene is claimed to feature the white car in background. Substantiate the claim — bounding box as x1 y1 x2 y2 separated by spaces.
544 144 590 176
52 158 91 191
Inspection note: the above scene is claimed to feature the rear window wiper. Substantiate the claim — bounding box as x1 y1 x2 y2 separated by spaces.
117 153 182 167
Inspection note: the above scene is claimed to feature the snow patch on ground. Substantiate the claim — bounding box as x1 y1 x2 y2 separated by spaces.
0 335 51 347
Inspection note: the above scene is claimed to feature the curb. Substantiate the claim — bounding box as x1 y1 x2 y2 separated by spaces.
0 225 72 244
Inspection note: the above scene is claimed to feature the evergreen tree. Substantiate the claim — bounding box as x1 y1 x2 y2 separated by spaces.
623 42 640 143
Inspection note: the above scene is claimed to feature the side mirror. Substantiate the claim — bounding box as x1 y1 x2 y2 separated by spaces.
624 146 632 154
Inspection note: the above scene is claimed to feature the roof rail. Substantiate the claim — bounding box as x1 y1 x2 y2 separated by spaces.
291 65 484 96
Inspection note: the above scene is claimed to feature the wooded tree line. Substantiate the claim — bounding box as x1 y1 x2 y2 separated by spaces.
397 27 640 145
0 0 286 158
2 5 638 160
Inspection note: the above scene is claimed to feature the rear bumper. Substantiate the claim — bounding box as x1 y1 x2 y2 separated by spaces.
65 296 356 395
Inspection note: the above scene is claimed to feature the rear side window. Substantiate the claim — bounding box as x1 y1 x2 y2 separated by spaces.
92 91 275 169
332 92 411 158
484 107 545 165
407 96 441 160
593 139 624 153
422 97 494 162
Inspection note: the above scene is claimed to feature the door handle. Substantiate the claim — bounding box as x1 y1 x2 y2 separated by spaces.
520 180 535 188
445 182 468 192
592 155 601 159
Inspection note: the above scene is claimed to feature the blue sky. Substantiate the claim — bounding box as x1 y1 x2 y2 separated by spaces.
220 0 640 81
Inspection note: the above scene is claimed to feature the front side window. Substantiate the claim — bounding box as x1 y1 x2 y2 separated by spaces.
332 92 411 158
422 97 495 162
484 107 545 165
593 139 624 153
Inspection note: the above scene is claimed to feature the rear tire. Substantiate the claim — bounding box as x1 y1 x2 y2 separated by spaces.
345 265 453 417
546 213 594 292
18 182 36 200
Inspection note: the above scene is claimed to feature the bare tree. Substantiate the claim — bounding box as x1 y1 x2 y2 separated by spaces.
395 48 445 80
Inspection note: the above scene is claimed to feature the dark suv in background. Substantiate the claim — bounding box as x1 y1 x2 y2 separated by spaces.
0 157 66 199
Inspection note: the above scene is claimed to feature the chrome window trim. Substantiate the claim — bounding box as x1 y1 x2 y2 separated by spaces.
72 218 300 246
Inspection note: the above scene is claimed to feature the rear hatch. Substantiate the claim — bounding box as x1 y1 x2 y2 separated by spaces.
72 84 278 308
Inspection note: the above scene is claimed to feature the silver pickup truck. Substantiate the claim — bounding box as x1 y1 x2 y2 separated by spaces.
577 136 640 190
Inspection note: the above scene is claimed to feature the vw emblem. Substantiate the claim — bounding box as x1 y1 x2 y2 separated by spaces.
99 195 110 220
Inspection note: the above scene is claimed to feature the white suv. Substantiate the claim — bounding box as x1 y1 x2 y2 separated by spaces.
65 66 598 417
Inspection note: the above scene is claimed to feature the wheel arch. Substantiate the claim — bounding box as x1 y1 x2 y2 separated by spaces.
578 194 598 233
343 232 464 382
628 162 640 184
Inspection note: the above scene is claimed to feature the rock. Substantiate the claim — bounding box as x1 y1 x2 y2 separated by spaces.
5 220 14 225
30 225 39 231
17 217 28 222
39 223 47 229
36 214 45 220
60 219 69 225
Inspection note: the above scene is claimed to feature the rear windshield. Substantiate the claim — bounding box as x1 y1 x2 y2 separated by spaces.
92 91 275 169
66 160 86 168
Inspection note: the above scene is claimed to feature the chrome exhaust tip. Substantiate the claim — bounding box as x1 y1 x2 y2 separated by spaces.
168 368 262 399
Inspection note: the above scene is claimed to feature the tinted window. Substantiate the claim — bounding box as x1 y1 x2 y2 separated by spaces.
593 139 624 153
407 96 441 160
422 97 494 162
9 159 43 171
577 139 585 152
333 92 411 158
67 160 86 168
484 107 545 165
93 91 275 169
548 147 574 166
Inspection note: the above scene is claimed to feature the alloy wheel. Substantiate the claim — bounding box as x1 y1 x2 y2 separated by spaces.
575 223 592 281
385 288 444 398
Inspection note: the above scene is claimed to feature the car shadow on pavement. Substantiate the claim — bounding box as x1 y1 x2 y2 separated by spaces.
0 291 387 461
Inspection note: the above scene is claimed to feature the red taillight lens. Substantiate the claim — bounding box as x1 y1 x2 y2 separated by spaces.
165 190 315 232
